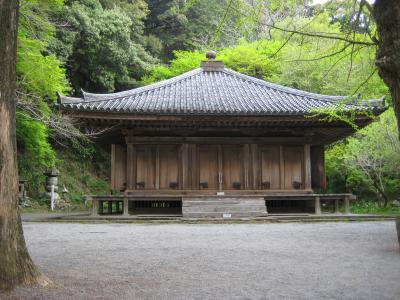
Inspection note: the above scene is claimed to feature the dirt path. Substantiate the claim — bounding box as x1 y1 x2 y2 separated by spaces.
3 221 400 299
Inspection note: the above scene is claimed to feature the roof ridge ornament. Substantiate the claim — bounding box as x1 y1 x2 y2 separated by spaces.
201 50 224 71
206 50 217 60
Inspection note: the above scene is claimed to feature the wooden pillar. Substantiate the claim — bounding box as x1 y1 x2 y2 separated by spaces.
334 199 340 214
243 144 250 189
181 144 189 189
218 145 223 191
92 199 99 216
344 195 350 214
123 197 129 216
250 144 259 189
304 144 312 190
111 144 116 190
126 143 135 190
315 196 321 215
155 146 160 189
279 146 284 189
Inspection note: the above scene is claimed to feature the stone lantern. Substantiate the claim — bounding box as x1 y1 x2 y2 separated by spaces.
43 168 60 210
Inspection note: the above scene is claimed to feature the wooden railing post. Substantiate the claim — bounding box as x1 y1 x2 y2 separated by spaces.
123 197 129 216
315 196 321 215
344 195 350 214
91 199 99 216
334 199 339 214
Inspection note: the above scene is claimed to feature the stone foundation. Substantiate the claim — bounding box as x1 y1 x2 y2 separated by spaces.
182 197 267 218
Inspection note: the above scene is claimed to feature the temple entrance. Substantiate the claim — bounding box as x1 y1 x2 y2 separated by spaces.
198 145 244 190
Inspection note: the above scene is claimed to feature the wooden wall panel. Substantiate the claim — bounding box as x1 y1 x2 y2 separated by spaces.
259 146 280 189
198 145 219 189
135 145 156 189
111 144 127 191
311 145 326 190
283 146 304 189
159 145 179 189
222 145 243 189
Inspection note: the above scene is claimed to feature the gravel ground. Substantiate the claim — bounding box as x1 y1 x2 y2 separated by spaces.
3 221 400 300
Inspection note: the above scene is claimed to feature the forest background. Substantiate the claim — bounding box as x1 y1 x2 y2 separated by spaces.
17 0 399 214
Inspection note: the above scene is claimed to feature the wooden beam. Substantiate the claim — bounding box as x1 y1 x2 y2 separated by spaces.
122 136 309 144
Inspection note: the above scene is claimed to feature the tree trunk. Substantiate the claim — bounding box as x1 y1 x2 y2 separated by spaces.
374 0 400 139
0 0 50 291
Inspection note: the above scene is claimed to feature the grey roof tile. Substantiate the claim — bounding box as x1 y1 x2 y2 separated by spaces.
59 67 386 115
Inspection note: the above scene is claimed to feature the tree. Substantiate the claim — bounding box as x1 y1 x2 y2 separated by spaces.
227 0 400 137
55 0 156 93
0 0 50 291
373 0 400 139
345 109 400 207
145 0 244 60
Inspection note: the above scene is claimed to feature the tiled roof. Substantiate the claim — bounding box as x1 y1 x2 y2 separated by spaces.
59 63 386 116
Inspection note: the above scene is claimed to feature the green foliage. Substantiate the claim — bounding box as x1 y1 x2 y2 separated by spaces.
16 112 56 166
16 0 71 172
145 0 244 60
220 40 281 79
17 34 70 101
57 147 110 203
142 40 282 83
142 50 204 83
56 0 156 93
326 110 400 206
350 201 400 216
269 13 387 99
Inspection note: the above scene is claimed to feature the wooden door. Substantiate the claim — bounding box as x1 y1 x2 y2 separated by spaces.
135 145 156 189
222 145 243 189
198 145 219 189
283 146 303 189
159 145 179 189
259 146 280 189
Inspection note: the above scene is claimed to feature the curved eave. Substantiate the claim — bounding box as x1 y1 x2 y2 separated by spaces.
59 105 387 119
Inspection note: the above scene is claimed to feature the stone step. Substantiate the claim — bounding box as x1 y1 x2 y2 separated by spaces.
183 211 268 218
183 205 266 213
183 200 265 206
182 197 267 218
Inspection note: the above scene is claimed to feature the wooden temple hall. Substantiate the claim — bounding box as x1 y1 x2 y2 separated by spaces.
59 52 386 218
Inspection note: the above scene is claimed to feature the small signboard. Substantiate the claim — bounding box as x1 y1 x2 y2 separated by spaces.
217 192 225 196
222 213 232 218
